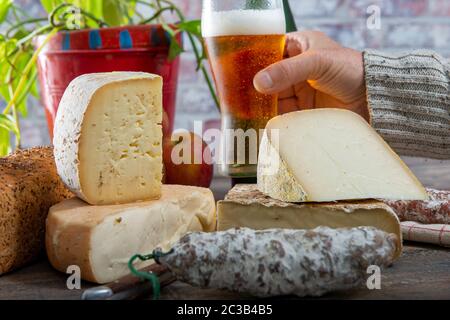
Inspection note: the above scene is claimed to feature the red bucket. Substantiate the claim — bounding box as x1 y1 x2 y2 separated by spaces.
36 25 181 139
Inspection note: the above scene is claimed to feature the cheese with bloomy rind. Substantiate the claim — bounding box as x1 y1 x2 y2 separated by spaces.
53 72 163 205
258 109 428 203
46 185 216 284
217 185 402 258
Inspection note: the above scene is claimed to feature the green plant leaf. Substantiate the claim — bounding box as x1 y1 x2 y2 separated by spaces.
0 114 19 136
82 0 103 17
30 75 39 97
79 0 103 23
60 0 104 28
125 0 137 22
102 0 125 26
14 68 37 116
177 20 201 38
43 0 105 27
0 0 12 23
0 36 16 60
283 0 297 32
1 50 32 117
13 53 37 115
169 39 183 60
162 24 184 60
0 47 17 102
0 126 11 157
17 99 27 117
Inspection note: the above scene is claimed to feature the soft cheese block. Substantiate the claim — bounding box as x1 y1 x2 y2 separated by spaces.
258 109 428 203
218 185 402 258
46 185 216 284
53 72 163 205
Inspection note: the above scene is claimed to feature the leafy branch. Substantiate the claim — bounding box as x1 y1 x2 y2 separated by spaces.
0 0 219 157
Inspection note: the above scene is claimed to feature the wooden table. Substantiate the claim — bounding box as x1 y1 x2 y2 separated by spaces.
0 158 449 300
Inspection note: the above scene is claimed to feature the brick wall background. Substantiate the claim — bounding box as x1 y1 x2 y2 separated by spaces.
6 0 450 184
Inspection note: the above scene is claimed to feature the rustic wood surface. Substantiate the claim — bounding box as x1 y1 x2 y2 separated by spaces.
0 242 448 300
0 159 448 300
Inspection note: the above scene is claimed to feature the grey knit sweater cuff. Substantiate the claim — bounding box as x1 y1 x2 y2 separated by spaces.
363 49 450 159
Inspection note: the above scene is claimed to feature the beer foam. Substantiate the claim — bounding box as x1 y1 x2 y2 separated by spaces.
202 9 286 37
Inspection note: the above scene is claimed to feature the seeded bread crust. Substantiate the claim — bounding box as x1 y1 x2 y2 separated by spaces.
0 147 73 275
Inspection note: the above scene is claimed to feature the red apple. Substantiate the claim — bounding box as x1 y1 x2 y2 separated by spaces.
163 130 214 188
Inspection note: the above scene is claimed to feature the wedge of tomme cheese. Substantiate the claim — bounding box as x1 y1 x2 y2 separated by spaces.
218 185 402 258
258 109 428 203
53 72 163 205
46 185 216 284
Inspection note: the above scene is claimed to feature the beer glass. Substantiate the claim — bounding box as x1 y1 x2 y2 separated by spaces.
202 0 286 178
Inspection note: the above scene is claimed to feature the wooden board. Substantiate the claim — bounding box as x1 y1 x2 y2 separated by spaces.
0 242 448 300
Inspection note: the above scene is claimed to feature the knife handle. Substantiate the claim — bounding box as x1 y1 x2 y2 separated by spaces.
82 264 176 300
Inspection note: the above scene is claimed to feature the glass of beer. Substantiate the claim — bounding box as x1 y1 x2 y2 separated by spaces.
202 0 286 178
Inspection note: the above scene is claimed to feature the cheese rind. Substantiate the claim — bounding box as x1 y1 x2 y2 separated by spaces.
258 130 307 202
53 72 163 205
46 185 216 284
218 185 402 258
258 109 428 202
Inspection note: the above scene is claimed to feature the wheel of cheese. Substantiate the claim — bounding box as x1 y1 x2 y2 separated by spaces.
46 185 216 284
258 109 428 203
53 72 163 205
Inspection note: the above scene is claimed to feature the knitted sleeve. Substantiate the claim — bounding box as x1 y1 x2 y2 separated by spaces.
363 49 449 159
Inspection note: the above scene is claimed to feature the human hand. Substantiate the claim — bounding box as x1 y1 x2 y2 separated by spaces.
253 31 369 120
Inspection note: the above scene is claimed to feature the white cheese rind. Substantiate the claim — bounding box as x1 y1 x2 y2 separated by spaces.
258 130 307 202
46 185 216 284
257 109 428 203
53 72 163 205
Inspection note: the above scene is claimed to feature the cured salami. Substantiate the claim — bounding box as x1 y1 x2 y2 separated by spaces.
383 188 449 225
156 227 398 298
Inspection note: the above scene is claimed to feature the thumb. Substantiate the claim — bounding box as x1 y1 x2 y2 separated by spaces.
254 51 324 95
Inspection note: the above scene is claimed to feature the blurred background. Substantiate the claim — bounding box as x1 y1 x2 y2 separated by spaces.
8 0 450 187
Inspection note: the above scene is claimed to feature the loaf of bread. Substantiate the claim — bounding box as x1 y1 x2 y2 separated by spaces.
0 147 73 275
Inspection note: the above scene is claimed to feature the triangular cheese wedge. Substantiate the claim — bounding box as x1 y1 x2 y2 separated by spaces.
257 109 428 202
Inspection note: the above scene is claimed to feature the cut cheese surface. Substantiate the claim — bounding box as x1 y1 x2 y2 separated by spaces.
258 109 428 203
46 185 216 284
53 72 163 205
218 185 402 258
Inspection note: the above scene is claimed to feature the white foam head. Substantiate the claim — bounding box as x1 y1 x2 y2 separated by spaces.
202 9 286 37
